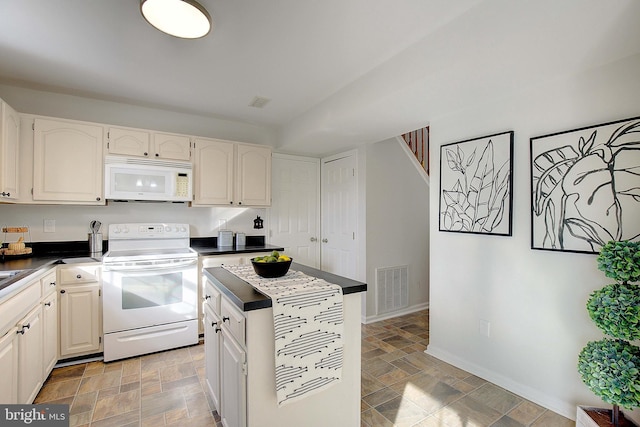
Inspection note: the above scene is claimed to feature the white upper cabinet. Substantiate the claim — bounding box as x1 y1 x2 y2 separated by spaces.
0 99 20 200
193 138 271 206
33 118 104 204
107 126 191 161
193 138 234 205
236 143 271 206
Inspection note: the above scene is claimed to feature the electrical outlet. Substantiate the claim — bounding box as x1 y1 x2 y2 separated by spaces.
479 319 491 338
44 219 56 233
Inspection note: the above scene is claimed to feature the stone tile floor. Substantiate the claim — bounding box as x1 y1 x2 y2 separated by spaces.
34 309 574 426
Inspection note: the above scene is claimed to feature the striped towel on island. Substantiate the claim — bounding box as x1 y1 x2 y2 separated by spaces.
223 265 344 406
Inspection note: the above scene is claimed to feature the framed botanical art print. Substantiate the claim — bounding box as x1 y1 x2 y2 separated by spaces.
530 115 640 254
439 131 514 236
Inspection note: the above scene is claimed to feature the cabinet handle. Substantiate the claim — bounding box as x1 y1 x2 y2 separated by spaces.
215 327 221 333
322 238 328 243
50 281 56 287
310 237 317 242
211 321 218 327
229 201 233 204
96 197 101 201
222 316 230 323
45 302 52 307
238 201 242 205
204 295 211 300
76 274 82 279
144 152 148 156
23 323 30 330
60 289 66 294
17 328 25 335
155 153 159 157
1 192 10 197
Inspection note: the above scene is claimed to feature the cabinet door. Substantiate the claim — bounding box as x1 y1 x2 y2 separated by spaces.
204 305 221 413
0 100 20 200
42 292 58 376
221 331 246 427
59 284 101 357
0 327 18 404
17 305 43 404
236 144 271 206
193 138 234 205
153 132 191 161
33 118 104 204
107 126 150 157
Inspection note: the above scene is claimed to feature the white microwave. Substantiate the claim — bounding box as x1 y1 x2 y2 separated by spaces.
104 155 192 202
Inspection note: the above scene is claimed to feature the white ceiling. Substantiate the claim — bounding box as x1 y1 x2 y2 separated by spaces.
1 0 639 156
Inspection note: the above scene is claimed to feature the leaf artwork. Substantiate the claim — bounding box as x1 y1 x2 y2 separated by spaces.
530 117 640 253
439 132 513 236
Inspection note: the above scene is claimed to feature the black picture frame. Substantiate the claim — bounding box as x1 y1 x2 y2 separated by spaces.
530 115 640 254
439 131 514 236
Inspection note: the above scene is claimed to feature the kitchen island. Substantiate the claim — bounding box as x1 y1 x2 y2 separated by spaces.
202 263 366 427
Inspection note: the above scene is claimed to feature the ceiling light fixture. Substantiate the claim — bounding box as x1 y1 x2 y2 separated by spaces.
140 0 212 39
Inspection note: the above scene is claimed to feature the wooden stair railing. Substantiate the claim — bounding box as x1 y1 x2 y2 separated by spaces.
401 126 429 175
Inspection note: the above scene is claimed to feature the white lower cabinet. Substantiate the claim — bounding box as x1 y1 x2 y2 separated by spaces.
17 305 44 404
42 291 58 375
59 282 101 357
0 326 19 403
204 278 247 427
58 264 101 358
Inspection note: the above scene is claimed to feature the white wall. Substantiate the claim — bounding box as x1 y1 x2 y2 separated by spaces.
365 139 429 321
428 53 640 422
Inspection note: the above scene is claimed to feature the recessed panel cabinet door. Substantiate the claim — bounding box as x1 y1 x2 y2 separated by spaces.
0 327 18 404
33 118 104 204
0 100 20 200
153 132 191 161
107 126 150 157
59 284 101 357
193 138 234 205
17 305 44 404
236 144 271 206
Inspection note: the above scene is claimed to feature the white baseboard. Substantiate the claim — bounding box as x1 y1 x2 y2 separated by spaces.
362 302 429 324
425 344 577 421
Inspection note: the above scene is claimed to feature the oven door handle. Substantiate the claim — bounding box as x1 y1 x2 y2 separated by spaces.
103 258 197 272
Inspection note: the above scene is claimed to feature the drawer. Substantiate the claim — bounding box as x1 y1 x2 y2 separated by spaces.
40 269 57 297
203 279 221 315
221 297 245 346
59 265 100 284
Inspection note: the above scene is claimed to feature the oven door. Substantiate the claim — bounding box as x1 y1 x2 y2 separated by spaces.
102 257 197 333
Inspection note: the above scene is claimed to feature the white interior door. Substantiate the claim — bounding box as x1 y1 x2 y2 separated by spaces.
269 154 321 268
321 151 357 279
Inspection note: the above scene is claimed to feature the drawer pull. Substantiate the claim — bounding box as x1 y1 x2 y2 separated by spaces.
44 302 52 307
60 290 66 294
204 295 211 300
50 281 56 286
222 316 230 323
76 274 82 279
215 327 221 333
211 321 218 327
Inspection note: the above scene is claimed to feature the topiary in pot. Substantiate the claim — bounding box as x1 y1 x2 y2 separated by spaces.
578 240 640 427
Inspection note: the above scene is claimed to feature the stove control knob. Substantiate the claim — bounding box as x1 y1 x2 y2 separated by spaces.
113 227 121 234
165 226 171 232
122 227 129 233
180 226 187 233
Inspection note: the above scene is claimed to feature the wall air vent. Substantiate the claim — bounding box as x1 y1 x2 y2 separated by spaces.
376 265 409 315
249 96 271 108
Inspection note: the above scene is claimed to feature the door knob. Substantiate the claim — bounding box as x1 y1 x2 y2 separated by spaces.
322 238 328 243
310 237 317 242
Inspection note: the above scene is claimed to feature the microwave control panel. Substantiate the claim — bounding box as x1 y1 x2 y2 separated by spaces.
176 174 189 197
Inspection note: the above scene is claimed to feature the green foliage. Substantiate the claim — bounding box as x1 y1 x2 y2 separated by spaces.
578 240 640 415
587 282 640 341
578 339 640 410
597 241 640 283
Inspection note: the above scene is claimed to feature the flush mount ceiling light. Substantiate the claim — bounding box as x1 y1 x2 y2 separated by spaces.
140 0 212 39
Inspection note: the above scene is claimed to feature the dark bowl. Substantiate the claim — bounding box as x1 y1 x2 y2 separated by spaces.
250 258 292 278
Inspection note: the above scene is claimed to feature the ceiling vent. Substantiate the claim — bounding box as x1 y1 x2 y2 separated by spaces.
249 96 271 108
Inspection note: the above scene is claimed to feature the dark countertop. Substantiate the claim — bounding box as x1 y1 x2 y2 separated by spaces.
192 244 284 256
203 262 367 312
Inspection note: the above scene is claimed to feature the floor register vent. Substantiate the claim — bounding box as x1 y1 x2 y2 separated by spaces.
376 265 409 315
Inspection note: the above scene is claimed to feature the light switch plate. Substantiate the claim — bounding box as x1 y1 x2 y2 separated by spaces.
44 219 55 233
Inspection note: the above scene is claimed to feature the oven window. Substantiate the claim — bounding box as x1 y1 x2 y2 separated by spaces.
121 272 183 309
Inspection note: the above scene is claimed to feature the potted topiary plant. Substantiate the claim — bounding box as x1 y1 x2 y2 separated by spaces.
577 240 640 427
